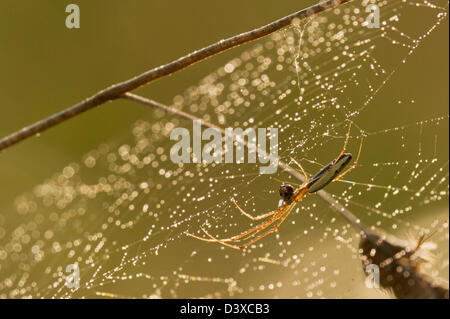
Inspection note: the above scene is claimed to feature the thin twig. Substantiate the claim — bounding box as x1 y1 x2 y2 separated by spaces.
0 0 353 152
122 93 223 131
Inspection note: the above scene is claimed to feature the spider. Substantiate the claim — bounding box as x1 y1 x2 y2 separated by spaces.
186 122 364 250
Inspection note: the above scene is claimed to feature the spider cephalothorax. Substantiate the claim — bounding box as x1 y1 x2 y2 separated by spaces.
279 184 295 202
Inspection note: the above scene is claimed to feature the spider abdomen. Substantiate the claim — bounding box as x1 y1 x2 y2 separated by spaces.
307 153 352 193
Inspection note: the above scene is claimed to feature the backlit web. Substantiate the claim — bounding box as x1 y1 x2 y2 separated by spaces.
0 0 448 298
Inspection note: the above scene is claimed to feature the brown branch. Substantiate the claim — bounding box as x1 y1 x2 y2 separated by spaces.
0 0 353 152
122 93 224 131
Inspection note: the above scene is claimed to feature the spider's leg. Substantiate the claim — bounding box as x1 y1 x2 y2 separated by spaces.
232 199 278 220
290 157 309 180
186 230 219 243
186 208 283 244
186 226 249 243
223 206 287 242
239 211 285 242
334 136 364 181
239 203 296 249
198 227 244 250
293 186 309 202
333 121 353 164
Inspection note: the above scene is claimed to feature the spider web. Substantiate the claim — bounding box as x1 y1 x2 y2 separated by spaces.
1 0 448 298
